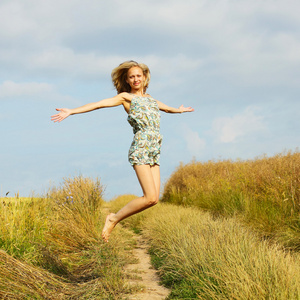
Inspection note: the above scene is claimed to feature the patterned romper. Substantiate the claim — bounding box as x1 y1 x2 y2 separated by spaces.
127 95 163 166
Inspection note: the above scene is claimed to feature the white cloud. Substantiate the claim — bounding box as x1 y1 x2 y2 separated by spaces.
32 48 124 77
0 81 79 106
28 50 203 82
1 0 300 86
212 107 266 143
0 2 35 38
0 81 53 98
145 54 203 74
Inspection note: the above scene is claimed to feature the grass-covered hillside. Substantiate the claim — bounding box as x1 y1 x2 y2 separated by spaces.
162 151 300 250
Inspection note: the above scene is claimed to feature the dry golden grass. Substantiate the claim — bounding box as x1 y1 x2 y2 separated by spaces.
0 249 76 299
162 150 300 250
0 176 137 299
115 201 300 299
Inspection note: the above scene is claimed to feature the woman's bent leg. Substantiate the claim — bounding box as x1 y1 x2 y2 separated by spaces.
102 164 160 242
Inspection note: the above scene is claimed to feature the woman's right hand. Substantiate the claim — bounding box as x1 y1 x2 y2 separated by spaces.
51 108 72 123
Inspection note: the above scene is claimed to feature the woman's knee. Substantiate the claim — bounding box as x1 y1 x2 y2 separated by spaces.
145 194 159 206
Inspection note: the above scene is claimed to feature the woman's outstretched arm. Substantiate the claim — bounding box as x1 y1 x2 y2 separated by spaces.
51 93 130 123
156 100 194 114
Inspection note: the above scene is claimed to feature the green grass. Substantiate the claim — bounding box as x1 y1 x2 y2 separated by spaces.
0 176 138 299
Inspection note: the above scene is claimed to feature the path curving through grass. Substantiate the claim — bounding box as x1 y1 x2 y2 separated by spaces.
124 233 170 300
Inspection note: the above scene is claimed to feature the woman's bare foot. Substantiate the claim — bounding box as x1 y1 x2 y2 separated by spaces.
102 213 117 243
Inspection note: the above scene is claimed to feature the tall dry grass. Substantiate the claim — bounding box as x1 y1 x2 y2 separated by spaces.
0 176 137 299
113 201 300 299
162 150 300 250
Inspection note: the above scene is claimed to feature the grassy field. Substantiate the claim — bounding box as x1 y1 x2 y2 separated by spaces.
0 176 139 299
161 150 300 250
1 150 299 299
109 151 300 299
110 198 300 299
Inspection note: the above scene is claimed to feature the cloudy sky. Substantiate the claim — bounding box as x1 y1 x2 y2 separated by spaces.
1 0 299 199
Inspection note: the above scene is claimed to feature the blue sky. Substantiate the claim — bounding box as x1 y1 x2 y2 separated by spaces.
1 0 299 199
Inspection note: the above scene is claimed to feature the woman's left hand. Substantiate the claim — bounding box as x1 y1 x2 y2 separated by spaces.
179 105 194 113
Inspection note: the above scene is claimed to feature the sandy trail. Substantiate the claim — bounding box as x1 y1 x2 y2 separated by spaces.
124 234 170 300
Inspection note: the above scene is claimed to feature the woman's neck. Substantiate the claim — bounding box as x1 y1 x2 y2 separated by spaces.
130 91 145 97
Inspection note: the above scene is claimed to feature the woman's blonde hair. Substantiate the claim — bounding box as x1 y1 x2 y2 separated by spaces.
111 60 151 94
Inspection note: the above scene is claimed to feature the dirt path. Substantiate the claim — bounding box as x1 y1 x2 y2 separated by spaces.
124 234 170 300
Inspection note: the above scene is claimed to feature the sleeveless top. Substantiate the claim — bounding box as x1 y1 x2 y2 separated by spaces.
127 95 162 166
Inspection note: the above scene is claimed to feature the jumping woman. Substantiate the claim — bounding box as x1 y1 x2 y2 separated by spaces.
51 61 194 242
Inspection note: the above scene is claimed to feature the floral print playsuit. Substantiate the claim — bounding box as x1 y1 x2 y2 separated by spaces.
127 95 162 166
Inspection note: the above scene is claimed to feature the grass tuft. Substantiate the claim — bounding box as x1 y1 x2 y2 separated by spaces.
0 176 136 299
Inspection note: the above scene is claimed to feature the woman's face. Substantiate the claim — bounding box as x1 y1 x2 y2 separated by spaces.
126 67 145 91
